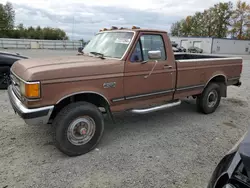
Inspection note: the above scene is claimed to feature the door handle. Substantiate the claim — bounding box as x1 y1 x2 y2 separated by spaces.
164 65 173 69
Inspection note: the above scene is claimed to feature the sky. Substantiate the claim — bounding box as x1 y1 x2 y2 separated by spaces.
0 0 239 40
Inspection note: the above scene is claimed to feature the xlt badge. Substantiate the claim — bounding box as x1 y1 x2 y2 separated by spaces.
103 82 116 88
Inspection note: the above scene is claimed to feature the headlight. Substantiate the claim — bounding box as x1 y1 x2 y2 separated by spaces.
20 81 40 99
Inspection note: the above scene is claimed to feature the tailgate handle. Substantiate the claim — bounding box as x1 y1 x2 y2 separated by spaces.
164 65 173 69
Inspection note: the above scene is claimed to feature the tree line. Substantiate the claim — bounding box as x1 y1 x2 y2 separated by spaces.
0 2 69 40
170 0 250 39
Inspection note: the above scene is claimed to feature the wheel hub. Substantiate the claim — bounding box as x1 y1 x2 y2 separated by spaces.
207 90 218 108
67 116 96 146
79 128 87 135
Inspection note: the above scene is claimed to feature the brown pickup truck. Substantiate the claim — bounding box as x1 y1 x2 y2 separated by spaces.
7 27 242 156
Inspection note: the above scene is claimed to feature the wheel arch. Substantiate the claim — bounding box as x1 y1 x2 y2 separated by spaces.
50 91 111 122
56 91 110 105
204 74 227 97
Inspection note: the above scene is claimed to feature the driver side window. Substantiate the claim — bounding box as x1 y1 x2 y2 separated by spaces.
130 41 143 62
130 34 166 62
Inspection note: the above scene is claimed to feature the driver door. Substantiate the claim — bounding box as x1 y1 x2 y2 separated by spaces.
123 32 175 103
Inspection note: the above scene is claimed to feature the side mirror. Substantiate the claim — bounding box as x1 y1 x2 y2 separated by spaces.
148 50 161 60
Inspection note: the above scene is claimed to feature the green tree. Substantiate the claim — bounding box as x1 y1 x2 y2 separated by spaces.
0 1 15 37
170 21 181 36
3 2 15 30
212 2 233 38
0 4 6 37
180 16 193 36
190 12 203 36
170 1 250 39
230 0 250 39
35 26 43 39
17 23 27 38
200 8 216 37
0 1 69 40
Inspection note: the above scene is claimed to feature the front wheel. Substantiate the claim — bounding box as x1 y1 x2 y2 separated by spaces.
197 83 221 114
53 102 104 156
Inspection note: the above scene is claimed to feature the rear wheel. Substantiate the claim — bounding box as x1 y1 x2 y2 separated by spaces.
197 83 221 114
53 102 104 156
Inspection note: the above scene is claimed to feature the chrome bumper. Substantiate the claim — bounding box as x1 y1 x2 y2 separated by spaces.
8 85 54 125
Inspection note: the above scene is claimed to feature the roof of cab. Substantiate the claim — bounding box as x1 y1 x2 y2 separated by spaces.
99 28 168 34
130 28 168 33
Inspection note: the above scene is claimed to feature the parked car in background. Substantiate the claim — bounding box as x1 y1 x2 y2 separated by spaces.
179 46 186 52
188 46 203 53
171 42 178 48
207 128 250 188
171 42 186 53
0 51 28 89
172 47 181 52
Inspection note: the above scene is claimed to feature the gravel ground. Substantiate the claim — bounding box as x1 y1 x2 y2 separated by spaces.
0 50 250 188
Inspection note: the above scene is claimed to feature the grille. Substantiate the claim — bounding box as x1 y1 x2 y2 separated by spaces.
10 72 21 100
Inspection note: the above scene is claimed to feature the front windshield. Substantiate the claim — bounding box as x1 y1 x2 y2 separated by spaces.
83 31 134 59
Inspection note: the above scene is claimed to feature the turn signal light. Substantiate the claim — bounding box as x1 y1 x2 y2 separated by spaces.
25 83 40 98
20 81 40 99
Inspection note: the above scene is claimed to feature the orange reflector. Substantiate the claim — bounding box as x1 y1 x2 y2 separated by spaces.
25 83 40 98
111 26 118 30
132 26 140 29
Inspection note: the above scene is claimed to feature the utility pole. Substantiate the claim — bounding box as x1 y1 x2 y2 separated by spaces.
72 16 75 41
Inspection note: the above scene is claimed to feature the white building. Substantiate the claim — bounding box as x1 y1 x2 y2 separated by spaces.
212 38 250 55
170 37 213 54
170 36 250 55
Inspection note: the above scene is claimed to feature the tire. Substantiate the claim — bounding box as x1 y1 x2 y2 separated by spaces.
53 101 104 156
0 67 10 89
196 83 221 114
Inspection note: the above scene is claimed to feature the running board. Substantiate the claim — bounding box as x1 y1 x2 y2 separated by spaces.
130 100 181 114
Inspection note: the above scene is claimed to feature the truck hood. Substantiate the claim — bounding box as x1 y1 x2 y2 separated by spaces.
11 55 124 81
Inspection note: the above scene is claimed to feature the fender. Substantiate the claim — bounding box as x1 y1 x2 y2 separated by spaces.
204 74 227 88
56 91 110 105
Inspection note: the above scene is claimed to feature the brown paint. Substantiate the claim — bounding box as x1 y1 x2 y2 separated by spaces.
10 29 243 113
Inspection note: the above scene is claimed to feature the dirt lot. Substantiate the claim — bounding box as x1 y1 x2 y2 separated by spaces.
0 50 250 188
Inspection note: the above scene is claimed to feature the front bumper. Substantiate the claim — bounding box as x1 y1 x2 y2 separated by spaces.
8 85 54 125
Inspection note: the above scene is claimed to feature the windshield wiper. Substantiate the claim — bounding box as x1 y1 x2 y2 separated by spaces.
89 51 105 59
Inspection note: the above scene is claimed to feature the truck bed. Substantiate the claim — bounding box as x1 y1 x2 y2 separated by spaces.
174 53 231 61
173 52 242 99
